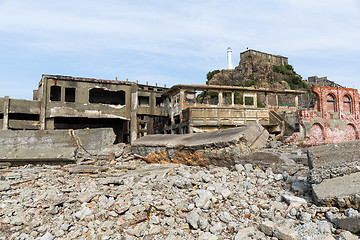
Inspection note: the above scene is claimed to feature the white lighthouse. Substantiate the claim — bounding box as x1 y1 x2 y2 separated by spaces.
227 47 233 69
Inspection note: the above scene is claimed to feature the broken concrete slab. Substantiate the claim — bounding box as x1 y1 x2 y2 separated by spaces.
337 215 360 234
69 165 108 174
0 128 116 163
234 150 303 174
307 141 360 210
0 128 115 153
0 147 76 163
312 172 360 209
307 140 360 184
131 125 269 168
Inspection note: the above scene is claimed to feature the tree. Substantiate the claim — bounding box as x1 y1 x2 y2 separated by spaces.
206 70 220 84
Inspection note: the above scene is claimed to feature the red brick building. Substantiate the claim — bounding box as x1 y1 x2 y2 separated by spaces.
297 86 360 145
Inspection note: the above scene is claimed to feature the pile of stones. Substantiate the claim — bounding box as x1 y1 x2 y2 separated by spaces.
0 146 359 239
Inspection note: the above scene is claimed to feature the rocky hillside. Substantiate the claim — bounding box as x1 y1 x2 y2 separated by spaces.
207 50 310 92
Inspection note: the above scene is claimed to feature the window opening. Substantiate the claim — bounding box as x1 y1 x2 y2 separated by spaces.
156 97 165 107
343 94 352 113
65 88 76 102
138 96 150 106
89 88 125 105
326 94 336 112
50 86 61 101
244 96 254 106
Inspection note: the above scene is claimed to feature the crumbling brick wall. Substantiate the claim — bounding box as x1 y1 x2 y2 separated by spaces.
297 86 360 145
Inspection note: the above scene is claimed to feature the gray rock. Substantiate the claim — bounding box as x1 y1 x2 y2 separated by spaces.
235 164 245 172
274 226 298 240
78 192 97 203
244 164 253 171
195 190 213 209
199 232 218 240
186 211 201 229
74 207 93 220
260 221 277 236
0 182 10 191
282 194 307 206
337 215 360 233
40 232 54 240
210 222 223 234
338 231 359 240
345 208 359 218
218 211 232 223
234 227 256 240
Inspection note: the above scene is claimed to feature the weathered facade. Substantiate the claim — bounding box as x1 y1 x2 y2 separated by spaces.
0 74 306 143
296 86 360 145
162 84 305 135
0 75 167 143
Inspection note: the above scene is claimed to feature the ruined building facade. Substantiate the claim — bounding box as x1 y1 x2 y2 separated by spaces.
295 86 360 145
0 74 305 143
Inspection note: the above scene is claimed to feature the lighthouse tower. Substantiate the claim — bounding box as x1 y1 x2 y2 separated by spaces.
227 47 233 69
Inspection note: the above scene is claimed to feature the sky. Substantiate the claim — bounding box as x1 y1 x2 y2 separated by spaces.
0 0 359 100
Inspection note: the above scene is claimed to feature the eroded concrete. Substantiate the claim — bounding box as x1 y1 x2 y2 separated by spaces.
131 124 269 168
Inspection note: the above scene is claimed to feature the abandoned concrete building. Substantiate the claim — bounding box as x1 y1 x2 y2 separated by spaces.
0 74 307 143
307 76 342 88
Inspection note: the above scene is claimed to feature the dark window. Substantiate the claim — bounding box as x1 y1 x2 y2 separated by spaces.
89 88 125 105
156 97 164 107
8 113 39 121
65 88 76 102
138 96 150 106
50 86 61 101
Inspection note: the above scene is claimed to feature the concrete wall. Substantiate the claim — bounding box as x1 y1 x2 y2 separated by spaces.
43 76 132 120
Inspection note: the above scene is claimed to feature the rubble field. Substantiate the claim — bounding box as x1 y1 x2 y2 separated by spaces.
0 142 359 240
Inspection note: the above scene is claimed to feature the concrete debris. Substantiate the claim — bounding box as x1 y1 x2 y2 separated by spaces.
307 141 360 211
1 139 359 239
0 128 116 164
131 124 269 167
307 140 360 184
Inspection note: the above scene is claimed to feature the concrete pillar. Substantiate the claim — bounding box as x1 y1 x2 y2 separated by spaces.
275 94 279 108
218 91 223 107
231 92 234 106
295 95 299 108
170 95 175 126
180 90 185 121
46 118 55 130
130 84 138 143
40 77 47 130
254 93 258 108
2 96 9 130
265 93 269 107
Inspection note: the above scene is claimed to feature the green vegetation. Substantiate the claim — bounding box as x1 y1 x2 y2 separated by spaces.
235 79 256 88
196 91 218 103
234 93 243 104
273 64 309 91
206 70 220 84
